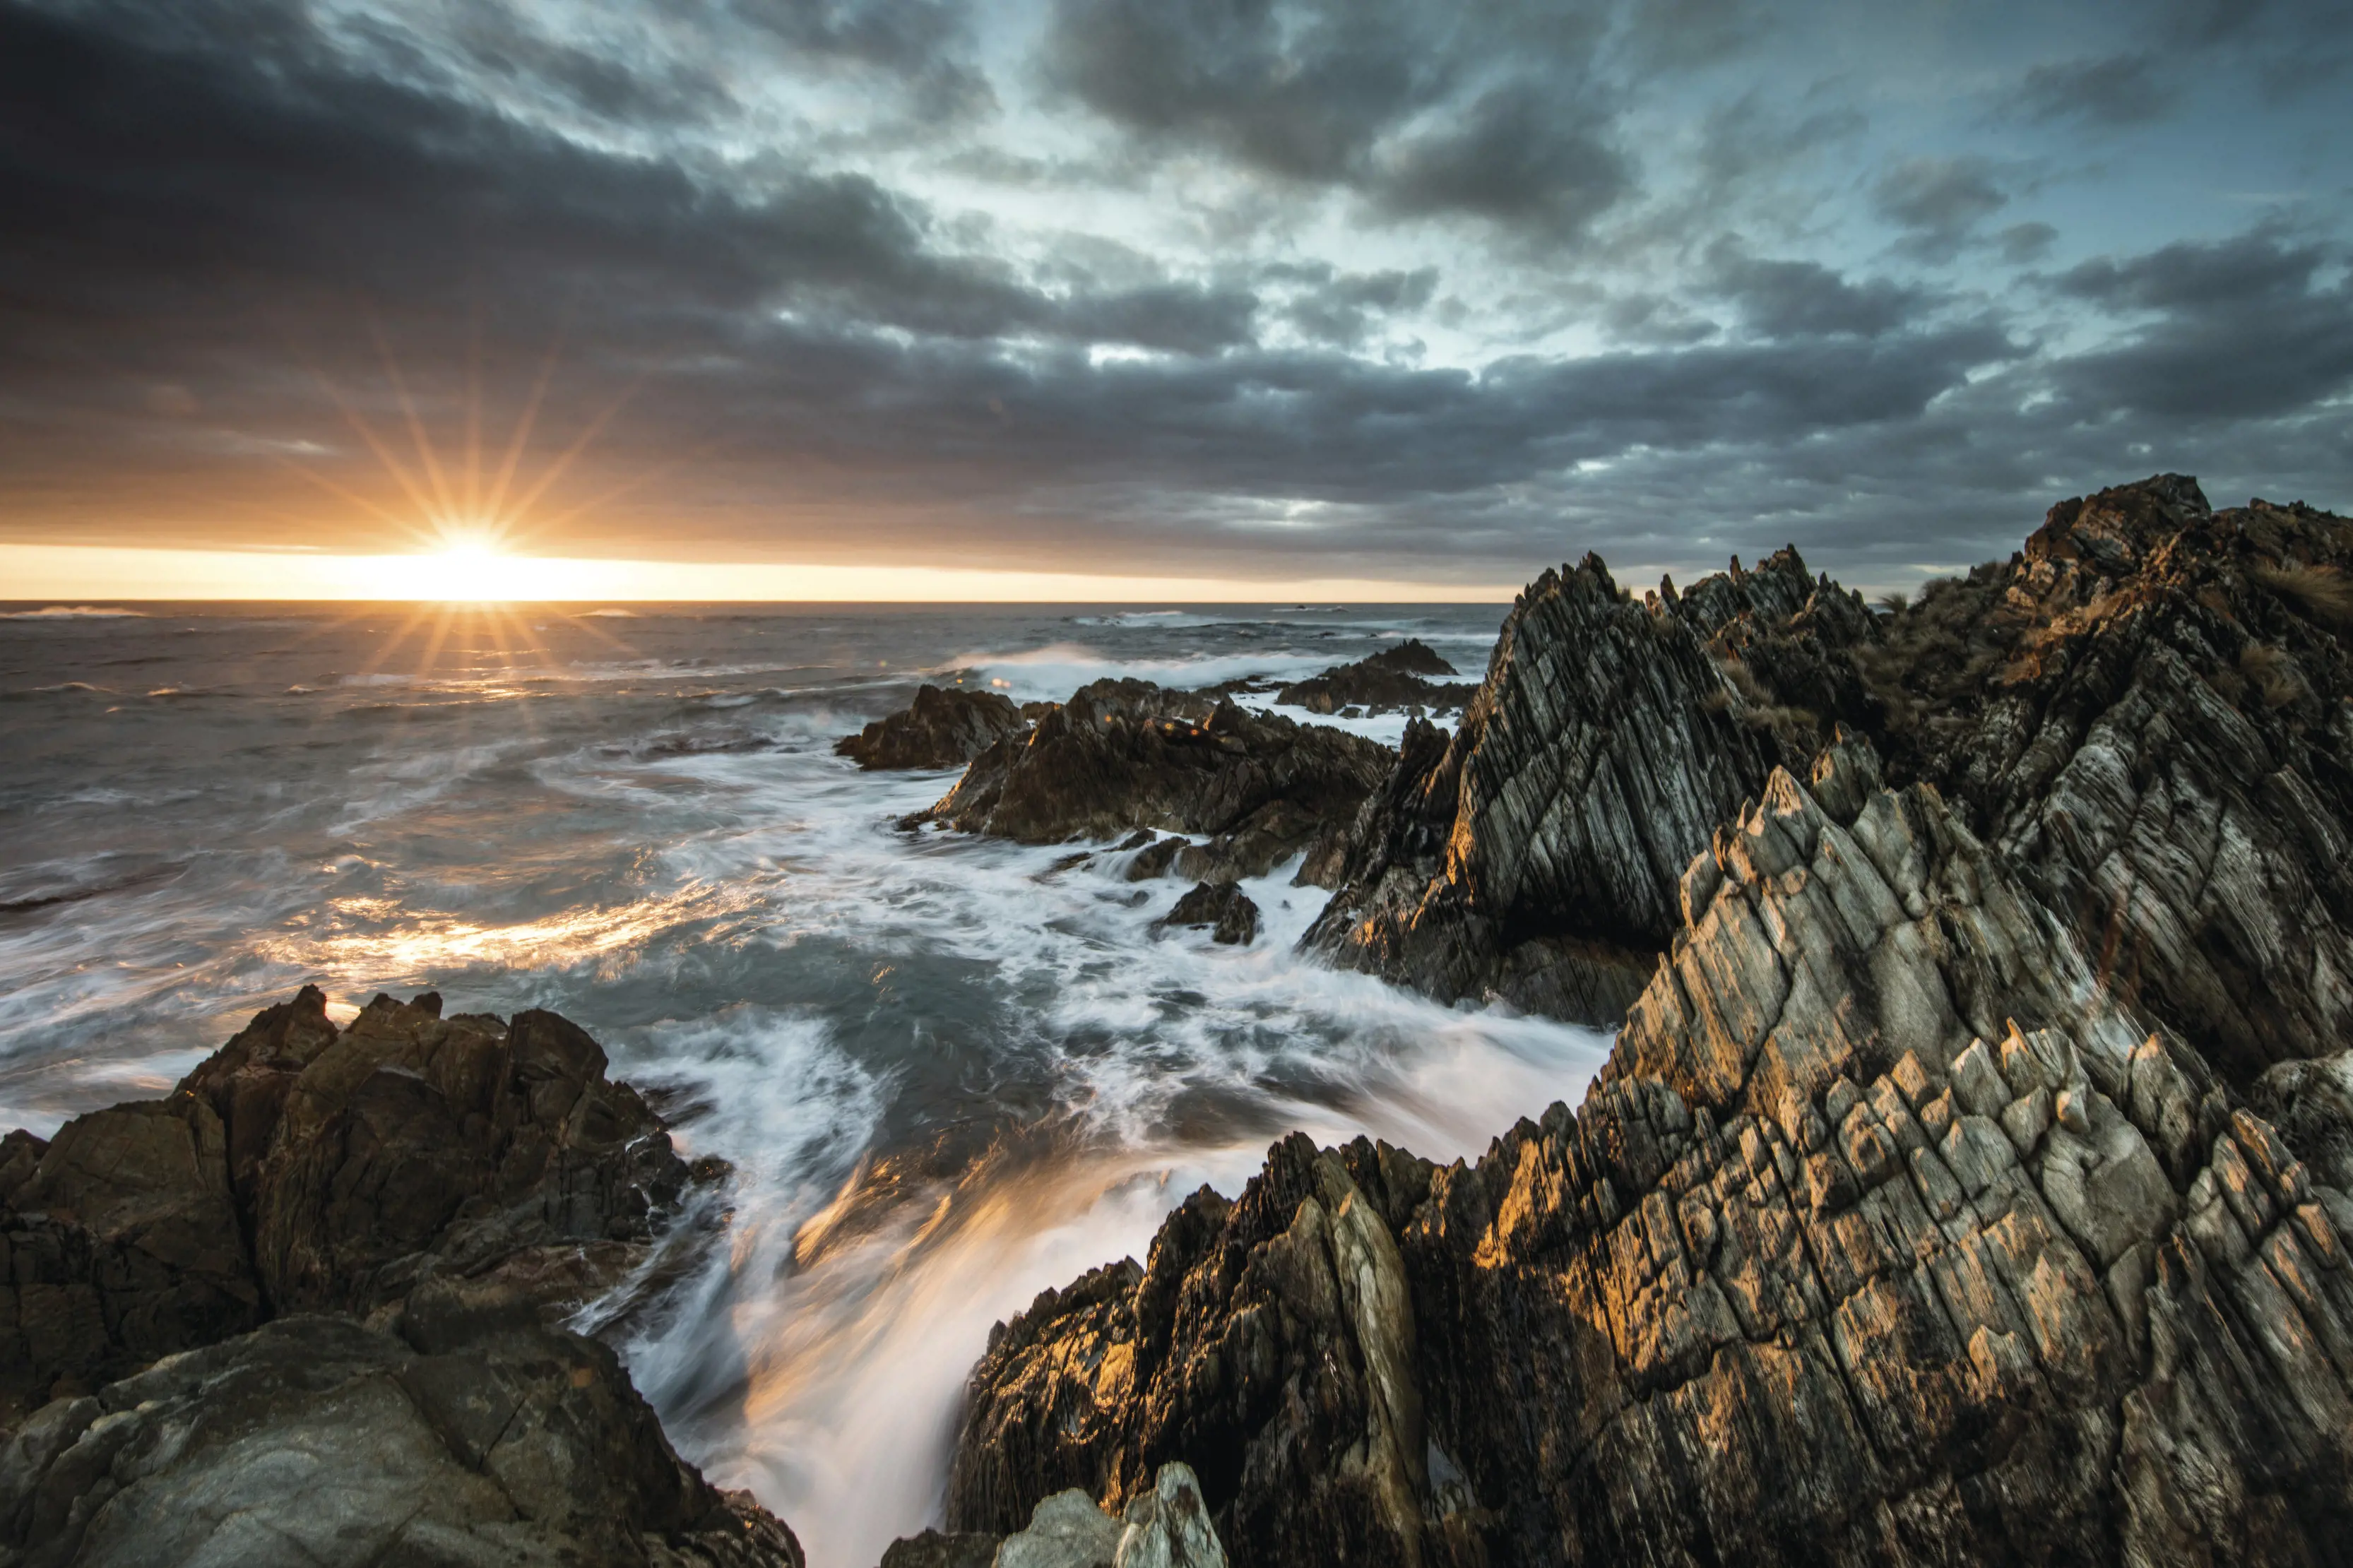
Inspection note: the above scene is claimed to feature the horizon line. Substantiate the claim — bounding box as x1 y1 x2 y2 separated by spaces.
0 542 1529 605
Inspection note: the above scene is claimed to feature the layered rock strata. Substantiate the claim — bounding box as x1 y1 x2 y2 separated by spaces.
838 684 1026 771
0 990 800 1567
925 680 1392 883
1851 477 2353 1091
954 734 2353 1564
1305 548 1874 1022
1274 641 1476 718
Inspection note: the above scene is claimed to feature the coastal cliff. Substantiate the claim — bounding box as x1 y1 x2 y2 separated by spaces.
947 477 2353 1564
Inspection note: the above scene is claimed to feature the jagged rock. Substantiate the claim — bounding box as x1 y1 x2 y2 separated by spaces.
1112 1464 1226 1568
1275 641 1476 716
1151 884 1260 946
178 987 701 1319
0 990 799 1565
837 685 1026 771
924 681 1391 879
0 1096 259 1407
877 1528 1002 1568
1856 476 2353 1089
0 1285 802 1567
1304 556 1797 1023
957 735 2353 1566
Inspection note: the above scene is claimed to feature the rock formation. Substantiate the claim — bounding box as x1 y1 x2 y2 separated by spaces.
0 1289 798 1567
1851 476 2353 1092
838 684 1027 771
923 680 1392 882
955 479 2353 1567
1274 641 1476 718
897 1463 1223 1568
1151 883 1260 946
0 989 800 1567
1304 547 1875 1023
954 734 2353 1565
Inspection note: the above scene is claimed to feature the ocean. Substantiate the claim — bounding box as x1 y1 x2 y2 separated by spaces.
0 598 1610 1567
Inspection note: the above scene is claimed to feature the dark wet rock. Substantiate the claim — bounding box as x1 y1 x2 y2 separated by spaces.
837 684 1026 771
177 987 699 1319
956 732 2353 1567
1302 554 1826 1023
924 681 1391 880
0 1289 802 1567
0 1096 259 1409
1154 883 1260 946
1122 838 1185 882
1275 641 1476 717
0 990 801 1566
877 1527 1001 1568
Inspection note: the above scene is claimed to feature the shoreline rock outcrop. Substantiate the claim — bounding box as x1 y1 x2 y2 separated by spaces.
838 684 1027 771
921 679 1393 884
1274 640 1476 718
952 478 2353 1567
0 989 802 1567
1303 547 1874 1022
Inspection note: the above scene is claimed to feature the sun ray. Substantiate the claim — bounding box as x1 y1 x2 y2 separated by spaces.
463 294 485 524
483 310 572 529
309 364 443 528
366 305 462 528
501 376 643 524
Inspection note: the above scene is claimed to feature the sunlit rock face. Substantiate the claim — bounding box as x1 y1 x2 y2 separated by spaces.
1303 545 1876 1024
1859 475 2353 1088
956 738 2353 1565
959 479 2353 1567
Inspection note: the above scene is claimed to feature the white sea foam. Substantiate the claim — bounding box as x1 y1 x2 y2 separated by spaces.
587 738 1606 1568
0 605 146 619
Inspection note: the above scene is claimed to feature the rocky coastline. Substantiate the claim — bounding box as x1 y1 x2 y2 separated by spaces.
0 988 802 1567
941 476 2353 1564
10 474 2351 1565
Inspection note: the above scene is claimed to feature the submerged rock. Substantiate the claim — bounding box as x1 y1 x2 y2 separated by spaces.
837 684 1026 771
1151 882 1260 946
923 680 1391 881
1274 640 1476 717
0 990 800 1567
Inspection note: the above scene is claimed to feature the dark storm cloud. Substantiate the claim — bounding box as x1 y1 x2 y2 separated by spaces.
1873 157 2010 263
0 0 2347 588
1272 266 1441 348
1701 241 1930 339
2046 230 2353 421
1036 0 1634 237
2006 52 2168 127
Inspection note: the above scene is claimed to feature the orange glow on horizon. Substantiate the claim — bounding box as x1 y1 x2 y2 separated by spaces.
0 540 1520 603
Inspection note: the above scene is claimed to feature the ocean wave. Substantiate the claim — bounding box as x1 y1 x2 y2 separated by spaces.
0 605 146 620
939 641 1356 703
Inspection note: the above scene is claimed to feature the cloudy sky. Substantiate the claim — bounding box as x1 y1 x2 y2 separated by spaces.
2 0 2348 595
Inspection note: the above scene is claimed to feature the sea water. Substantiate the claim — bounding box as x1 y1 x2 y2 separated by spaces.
0 599 1609 1567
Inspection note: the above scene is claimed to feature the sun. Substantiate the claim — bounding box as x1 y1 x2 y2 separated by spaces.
389 525 556 602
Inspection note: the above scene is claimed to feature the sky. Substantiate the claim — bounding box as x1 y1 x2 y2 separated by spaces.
1 0 2348 599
